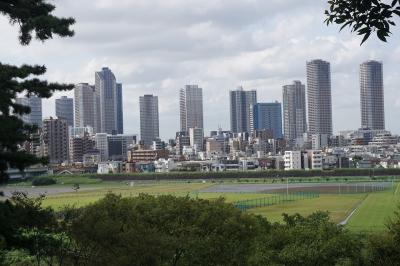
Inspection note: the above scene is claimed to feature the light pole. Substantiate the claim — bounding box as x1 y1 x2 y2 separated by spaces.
286 178 289 196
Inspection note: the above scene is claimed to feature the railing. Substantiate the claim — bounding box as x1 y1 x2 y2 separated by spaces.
233 192 320 211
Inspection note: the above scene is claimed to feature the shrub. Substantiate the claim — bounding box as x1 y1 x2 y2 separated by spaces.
32 177 56 186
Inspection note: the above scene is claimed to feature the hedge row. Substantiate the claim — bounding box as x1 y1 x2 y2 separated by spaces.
95 168 400 181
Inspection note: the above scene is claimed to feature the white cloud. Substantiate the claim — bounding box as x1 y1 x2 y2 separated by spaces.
1 0 399 138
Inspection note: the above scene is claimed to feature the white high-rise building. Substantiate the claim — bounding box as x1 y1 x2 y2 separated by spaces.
94 67 122 134
139 95 159 147
74 83 96 130
180 85 204 132
230 86 257 133
306 60 333 136
360 60 385 130
15 96 42 127
283 81 307 142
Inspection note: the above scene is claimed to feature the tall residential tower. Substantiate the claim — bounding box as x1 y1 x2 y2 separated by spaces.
94 67 123 134
139 95 159 147
74 83 96 129
282 81 307 142
180 85 204 132
230 86 257 133
360 60 385 130
306 59 333 135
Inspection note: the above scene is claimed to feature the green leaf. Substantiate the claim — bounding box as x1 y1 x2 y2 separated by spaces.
377 29 388 42
360 31 371 45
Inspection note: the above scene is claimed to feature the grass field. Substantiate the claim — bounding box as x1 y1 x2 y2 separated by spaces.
346 184 400 232
16 178 399 232
248 194 366 223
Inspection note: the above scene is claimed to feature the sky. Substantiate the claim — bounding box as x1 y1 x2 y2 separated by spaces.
1 0 400 139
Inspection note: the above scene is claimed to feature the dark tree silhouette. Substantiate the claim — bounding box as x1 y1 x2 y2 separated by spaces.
0 0 75 182
325 0 400 44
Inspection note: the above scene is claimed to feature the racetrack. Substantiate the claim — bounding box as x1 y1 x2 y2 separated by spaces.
201 182 392 194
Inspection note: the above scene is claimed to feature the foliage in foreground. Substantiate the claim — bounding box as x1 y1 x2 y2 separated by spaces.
325 0 400 44
0 0 75 183
1 193 400 265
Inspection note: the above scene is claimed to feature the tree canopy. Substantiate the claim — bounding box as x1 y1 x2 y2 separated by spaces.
0 0 75 182
325 0 400 44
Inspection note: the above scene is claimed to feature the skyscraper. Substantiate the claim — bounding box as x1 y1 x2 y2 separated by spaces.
180 85 204 132
250 102 283 138
230 86 257 133
15 96 42 127
42 117 69 164
306 59 333 135
360 60 385 130
116 83 124 134
282 81 307 142
94 67 122 134
55 96 74 127
139 95 159 147
74 83 96 129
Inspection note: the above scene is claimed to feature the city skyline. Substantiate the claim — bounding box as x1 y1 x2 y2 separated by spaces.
34 60 387 141
3 1 399 139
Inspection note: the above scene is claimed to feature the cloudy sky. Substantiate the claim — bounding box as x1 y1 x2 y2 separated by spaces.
1 0 400 139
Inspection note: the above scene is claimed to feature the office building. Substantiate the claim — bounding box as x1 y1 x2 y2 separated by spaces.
189 127 204 152
74 83 96 129
230 86 257 133
283 81 307 142
108 134 136 161
250 102 283 138
95 133 109 162
55 96 74 127
15 96 42 127
180 85 204 132
360 60 385 130
176 131 191 156
42 117 69 164
94 67 122 134
139 95 159 147
306 59 333 135
116 83 124 134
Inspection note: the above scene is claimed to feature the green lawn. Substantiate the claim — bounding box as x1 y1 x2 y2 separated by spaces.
37 180 400 233
248 194 366 224
346 184 400 232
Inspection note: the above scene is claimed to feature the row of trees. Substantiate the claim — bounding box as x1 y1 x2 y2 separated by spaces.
97 168 400 181
0 192 400 266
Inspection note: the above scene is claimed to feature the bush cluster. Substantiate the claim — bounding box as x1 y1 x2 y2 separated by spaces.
31 177 56 186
